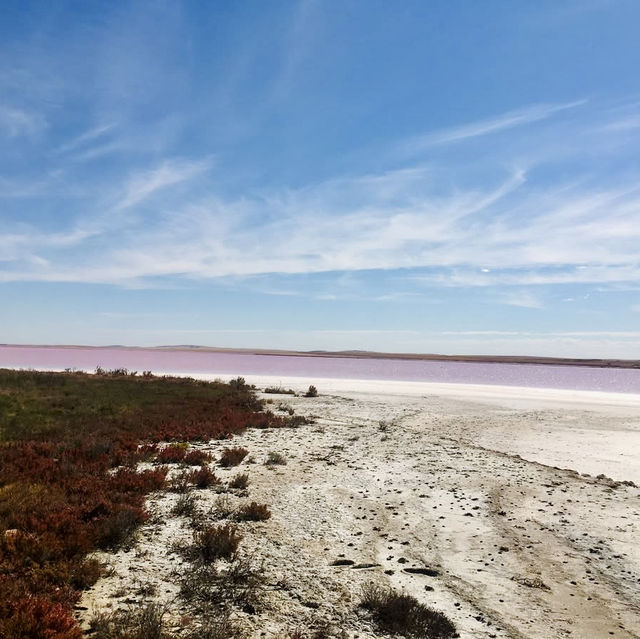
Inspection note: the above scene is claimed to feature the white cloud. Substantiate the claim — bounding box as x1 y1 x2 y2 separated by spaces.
115 157 213 210
499 290 543 309
0 105 46 138
401 99 586 153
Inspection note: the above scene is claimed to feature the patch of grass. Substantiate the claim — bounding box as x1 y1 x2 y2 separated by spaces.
183 614 243 639
265 451 287 466
169 471 192 493
180 555 263 613
236 501 271 521
219 447 249 467
228 473 249 489
360 582 457 638
210 495 235 520
172 492 199 517
88 602 169 639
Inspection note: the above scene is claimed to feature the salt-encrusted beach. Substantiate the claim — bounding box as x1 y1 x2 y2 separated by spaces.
80 378 640 638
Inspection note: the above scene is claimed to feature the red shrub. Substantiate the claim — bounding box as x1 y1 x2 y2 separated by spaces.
183 449 212 465
0 369 272 637
189 466 220 489
155 445 187 464
0 597 82 639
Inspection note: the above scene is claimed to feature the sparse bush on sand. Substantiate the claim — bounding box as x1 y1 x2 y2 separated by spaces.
229 473 249 489
264 386 296 395
180 555 263 614
172 492 199 517
219 446 249 467
189 466 221 489
304 385 318 398
193 523 243 562
89 602 169 639
360 582 457 638
265 451 287 465
236 501 271 521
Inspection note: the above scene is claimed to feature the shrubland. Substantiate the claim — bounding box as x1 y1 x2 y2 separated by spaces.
0 369 282 638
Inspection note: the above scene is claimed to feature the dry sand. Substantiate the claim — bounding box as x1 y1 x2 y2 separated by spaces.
79 377 640 638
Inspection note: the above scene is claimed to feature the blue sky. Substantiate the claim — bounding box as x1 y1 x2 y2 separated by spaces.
2 0 640 357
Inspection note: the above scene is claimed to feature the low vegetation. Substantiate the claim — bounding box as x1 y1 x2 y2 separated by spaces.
236 501 271 521
265 451 287 465
304 385 318 397
228 472 249 489
360 582 457 638
189 466 220 489
192 523 243 562
89 602 169 639
0 368 279 638
264 386 296 395
219 446 249 467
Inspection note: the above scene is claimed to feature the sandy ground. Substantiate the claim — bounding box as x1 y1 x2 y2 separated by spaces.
79 378 640 638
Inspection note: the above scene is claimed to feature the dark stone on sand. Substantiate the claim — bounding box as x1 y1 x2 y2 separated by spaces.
404 567 440 577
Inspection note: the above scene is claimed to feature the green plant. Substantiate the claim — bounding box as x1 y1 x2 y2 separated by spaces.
264 386 296 395
172 492 199 517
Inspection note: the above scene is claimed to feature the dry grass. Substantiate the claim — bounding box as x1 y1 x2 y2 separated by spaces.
265 451 287 466
228 473 249 489
193 524 243 562
236 501 271 522
89 602 169 639
360 582 457 638
219 447 249 467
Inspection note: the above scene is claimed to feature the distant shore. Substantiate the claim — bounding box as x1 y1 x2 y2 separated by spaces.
3 343 639 369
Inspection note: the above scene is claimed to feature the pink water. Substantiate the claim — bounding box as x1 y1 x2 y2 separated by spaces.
2 345 640 394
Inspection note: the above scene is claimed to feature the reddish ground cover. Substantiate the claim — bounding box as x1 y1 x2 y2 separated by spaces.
0 369 279 638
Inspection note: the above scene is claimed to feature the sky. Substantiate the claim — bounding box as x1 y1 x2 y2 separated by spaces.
1 0 640 358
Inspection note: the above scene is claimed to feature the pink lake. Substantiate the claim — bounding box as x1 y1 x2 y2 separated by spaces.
1 345 640 394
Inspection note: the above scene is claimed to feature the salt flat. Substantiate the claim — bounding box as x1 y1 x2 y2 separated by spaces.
81 378 640 638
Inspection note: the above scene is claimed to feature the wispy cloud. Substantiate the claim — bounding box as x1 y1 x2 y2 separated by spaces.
56 123 118 154
0 104 46 138
499 290 544 309
2 97 640 298
115 157 213 210
400 99 587 153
